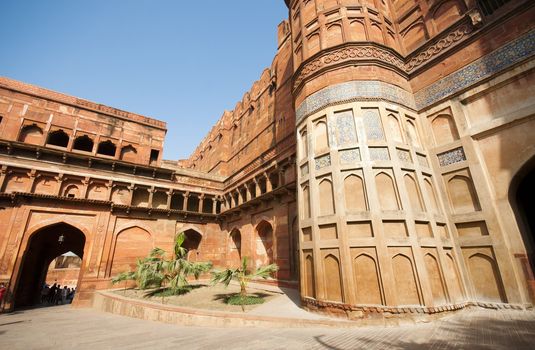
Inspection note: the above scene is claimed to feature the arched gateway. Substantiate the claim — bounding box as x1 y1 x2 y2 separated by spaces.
14 223 86 308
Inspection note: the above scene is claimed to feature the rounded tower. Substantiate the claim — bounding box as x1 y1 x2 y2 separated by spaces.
288 0 467 319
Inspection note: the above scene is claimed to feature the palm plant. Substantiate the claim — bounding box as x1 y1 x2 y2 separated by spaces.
112 232 212 302
161 233 212 294
211 256 278 298
111 270 135 294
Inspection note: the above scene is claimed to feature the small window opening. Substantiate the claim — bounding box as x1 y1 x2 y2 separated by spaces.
97 140 117 157
73 135 94 152
150 149 159 165
46 130 69 148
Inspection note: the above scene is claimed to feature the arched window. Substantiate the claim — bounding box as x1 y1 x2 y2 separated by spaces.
72 135 94 152
46 130 69 148
18 124 44 144
97 140 117 157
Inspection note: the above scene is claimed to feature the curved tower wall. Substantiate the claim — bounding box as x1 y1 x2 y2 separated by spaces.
289 0 535 318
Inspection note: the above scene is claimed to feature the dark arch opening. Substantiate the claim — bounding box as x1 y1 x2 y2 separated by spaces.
14 223 86 309
510 156 535 283
182 229 202 262
46 130 69 148
73 135 94 152
97 140 117 157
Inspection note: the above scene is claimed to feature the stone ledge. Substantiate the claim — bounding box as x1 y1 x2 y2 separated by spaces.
92 290 359 328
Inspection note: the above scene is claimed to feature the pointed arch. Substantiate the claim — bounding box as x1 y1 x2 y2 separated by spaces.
424 253 447 305
388 114 404 143
392 254 420 305
324 254 343 302
255 220 274 266
344 174 367 211
18 124 44 145
448 175 481 213
319 178 335 215
111 226 153 276
354 253 382 305
404 174 424 212
376 172 400 210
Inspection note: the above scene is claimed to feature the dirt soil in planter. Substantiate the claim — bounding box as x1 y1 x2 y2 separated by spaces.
111 283 281 313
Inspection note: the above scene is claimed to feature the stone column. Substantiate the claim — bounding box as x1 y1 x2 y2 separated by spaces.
265 172 273 192
183 192 189 212
166 190 173 210
148 187 155 208
254 178 261 197
212 197 218 214
198 194 204 213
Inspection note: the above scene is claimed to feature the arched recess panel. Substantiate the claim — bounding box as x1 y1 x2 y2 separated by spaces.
388 114 404 143
322 251 343 302
404 174 424 212
62 183 81 198
120 145 137 162
19 124 44 145
433 0 464 32
402 23 427 52
424 252 447 305
376 172 400 210
464 249 506 302
344 174 367 212
369 23 384 44
391 251 421 305
111 186 130 205
349 20 366 41
183 229 202 262
447 175 481 213
4 173 30 193
319 179 335 215
314 120 329 154
33 176 57 195
424 178 440 213
46 129 69 148
406 119 420 147
299 130 308 160
445 251 464 303
152 191 168 209
352 250 382 305
304 251 315 298
255 221 274 266
326 23 343 47
307 33 321 56
228 230 242 267
132 188 150 207
111 227 152 276
87 183 108 201
430 113 459 145
302 185 311 219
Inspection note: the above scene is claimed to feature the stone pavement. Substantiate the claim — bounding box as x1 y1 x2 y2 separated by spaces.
1 306 535 349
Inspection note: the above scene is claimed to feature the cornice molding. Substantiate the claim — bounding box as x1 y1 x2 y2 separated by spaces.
293 18 475 93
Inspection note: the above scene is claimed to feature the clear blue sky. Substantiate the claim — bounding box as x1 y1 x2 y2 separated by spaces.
0 0 288 160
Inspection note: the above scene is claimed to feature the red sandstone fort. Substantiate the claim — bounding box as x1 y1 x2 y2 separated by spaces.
1 0 534 319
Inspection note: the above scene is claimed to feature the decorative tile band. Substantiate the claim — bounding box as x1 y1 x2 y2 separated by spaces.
397 149 412 163
296 81 416 124
340 148 361 164
315 154 331 170
369 147 390 161
437 147 466 167
415 29 535 110
301 164 309 176
295 30 535 123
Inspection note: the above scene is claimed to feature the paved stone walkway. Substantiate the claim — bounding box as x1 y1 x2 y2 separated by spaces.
1 306 534 349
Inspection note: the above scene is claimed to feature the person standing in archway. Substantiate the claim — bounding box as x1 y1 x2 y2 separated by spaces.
0 283 7 311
